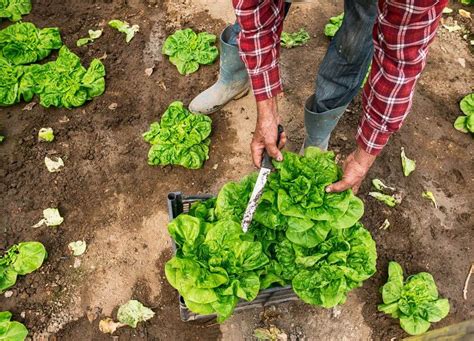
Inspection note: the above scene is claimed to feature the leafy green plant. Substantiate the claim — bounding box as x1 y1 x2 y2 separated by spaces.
281 29 310 48
0 242 47 292
454 93 474 133
108 20 139 43
0 311 28 341
0 135 4 142
162 28 219 75
143 101 212 169
21 46 106 108
324 13 344 38
77 29 102 47
165 148 377 322
378 262 450 335
0 0 31 22
460 0 473 5
0 22 62 65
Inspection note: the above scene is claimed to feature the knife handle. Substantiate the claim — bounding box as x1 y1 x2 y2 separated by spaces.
262 124 284 169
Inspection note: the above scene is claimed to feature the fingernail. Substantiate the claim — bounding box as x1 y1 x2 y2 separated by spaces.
325 187 331 193
277 156 283 162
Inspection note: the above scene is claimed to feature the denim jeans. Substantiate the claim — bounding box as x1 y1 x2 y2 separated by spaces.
312 0 377 113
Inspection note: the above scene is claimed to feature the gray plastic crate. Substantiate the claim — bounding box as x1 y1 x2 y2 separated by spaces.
167 192 299 322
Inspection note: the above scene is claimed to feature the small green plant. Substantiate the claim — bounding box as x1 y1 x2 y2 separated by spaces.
162 28 219 75
378 262 450 335
454 93 474 133
281 28 310 48
0 242 47 292
0 311 28 340
324 13 344 38
143 101 212 169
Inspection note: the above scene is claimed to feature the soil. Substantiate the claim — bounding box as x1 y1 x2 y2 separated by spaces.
1 0 473 340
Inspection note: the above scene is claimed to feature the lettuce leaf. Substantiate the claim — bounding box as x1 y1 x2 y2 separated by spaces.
281 28 310 49
0 242 47 292
0 56 23 106
0 0 31 22
0 22 62 65
0 311 28 341
108 20 139 43
324 13 344 38
162 28 218 75
143 101 212 169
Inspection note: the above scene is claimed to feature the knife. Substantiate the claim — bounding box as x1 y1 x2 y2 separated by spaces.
241 124 284 233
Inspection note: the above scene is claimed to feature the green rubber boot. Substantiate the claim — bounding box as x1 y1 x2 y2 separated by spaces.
303 94 348 151
189 25 250 114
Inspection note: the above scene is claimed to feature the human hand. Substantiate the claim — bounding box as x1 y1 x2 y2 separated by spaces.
325 146 376 194
251 97 287 167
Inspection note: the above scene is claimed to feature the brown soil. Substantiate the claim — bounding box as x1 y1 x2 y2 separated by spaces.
1 0 473 340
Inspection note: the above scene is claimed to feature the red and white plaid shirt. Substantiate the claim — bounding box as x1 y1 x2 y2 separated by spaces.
232 0 447 155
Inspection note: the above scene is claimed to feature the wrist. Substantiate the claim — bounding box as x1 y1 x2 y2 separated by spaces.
256 96 278 118
354 146 376 169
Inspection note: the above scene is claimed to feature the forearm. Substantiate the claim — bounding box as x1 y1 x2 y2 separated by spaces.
232 0 285 101
357 0 448 155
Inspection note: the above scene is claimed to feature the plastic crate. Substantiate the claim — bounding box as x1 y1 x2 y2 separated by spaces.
167 192 299 322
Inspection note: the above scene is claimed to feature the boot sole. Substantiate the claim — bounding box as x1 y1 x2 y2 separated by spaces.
204 87 250 115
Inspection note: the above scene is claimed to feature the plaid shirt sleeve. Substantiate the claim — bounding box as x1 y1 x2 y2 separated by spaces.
356 0 448 155
232 0 285 102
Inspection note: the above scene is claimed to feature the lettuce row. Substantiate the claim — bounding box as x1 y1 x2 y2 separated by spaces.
143 101 212 169
0 0 31 22
0 22 62 65
165 148 377 322
0 241 47 292
0 45 105 108
378 262 450 335
162 28 219 75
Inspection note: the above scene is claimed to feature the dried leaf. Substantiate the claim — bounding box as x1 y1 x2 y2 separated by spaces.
254 325 288 341
68 240 87 256
22 102 37 111
145 66 154 76
99 318 125 334
45 156 64 172
442 23 462 32
459 9 471 19
117 300 155 328
442 7 453 14
400 147 416 177
379 219 390 230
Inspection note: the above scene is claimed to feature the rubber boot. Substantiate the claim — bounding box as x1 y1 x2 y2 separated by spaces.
189 25 250 114
302 94 348 152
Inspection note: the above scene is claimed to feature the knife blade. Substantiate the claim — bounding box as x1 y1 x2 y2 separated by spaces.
241 125 284 233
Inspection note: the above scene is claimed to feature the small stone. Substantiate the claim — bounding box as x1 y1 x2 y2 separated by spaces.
73 258 82 268
4 290 13 298
108 103 118 110
21 311 26 318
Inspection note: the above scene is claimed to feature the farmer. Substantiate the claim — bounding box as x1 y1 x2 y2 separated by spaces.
189 0 447 193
